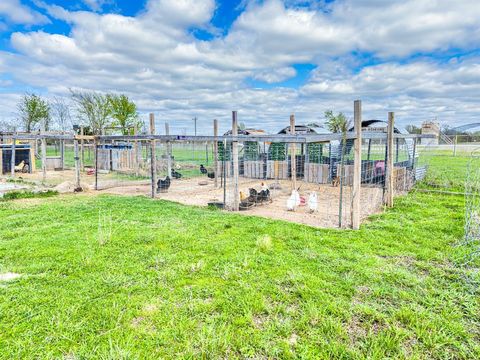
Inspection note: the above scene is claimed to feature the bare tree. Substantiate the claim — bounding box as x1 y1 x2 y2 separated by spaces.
51 96 72 132
70 90 112 135
17 93 51 132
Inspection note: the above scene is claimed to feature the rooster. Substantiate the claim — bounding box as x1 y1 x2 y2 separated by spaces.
157 176 171 193
200 164 208 175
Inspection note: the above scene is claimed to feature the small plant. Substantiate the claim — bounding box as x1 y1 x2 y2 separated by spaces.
256 234 272 252
1 190 58 201
97 210 113 246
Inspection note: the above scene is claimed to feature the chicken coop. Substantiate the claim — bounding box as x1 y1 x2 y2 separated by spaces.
1 101 432 230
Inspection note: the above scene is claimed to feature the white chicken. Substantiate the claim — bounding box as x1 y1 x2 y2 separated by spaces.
307 192 318 213
286 189 301 211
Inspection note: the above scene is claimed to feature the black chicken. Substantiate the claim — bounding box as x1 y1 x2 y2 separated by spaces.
171 169 182 179
157 176 171 193
257 188 271 203
200 164 207 174
207 171 215 179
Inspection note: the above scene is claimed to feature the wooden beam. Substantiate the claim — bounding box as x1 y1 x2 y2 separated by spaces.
385 112 395 207
232 111 239 211
213 119 219 188
351 100 362 230
290 114 297 190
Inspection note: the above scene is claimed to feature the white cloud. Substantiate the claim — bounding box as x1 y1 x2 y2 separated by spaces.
0 0 49 25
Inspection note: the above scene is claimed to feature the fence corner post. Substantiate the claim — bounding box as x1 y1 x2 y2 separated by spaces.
351 100 362 229
74 138 81 189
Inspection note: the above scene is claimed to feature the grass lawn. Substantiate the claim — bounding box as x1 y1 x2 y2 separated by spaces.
0 189 478 359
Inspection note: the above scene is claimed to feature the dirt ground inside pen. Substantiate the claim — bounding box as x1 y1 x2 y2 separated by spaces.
99 176 385 229
5 170 385 228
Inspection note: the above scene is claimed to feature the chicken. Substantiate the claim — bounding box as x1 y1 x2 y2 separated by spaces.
14 160 25 172
171 169 182 179
286 189 300 211
200 164 208 174
157 176 171 193
307 192 318 213
207 171 215 179
240 191 248 201
257 182 271 203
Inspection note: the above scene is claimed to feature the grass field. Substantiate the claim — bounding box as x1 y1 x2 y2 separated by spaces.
0 190 478 359
1 150 478 358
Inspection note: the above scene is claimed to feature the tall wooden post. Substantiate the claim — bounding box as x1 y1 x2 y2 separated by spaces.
134 126 140 176
94 137 99 190
80 126 85 171
351 100 362 230
385 112 395 207
290 114 297 190
213 119 219 188
165 122 172 178
60 132 65 171
232 111 239 211
150 113 157 199
10 135 16 177
41 123 47 182
74 139 81 189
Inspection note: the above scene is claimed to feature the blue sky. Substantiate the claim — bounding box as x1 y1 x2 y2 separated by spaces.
0 0 479 134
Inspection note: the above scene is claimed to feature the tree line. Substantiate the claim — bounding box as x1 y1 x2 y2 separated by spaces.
11 91 141 135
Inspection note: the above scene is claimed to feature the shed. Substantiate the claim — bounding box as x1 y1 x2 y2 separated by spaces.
0 143 35 174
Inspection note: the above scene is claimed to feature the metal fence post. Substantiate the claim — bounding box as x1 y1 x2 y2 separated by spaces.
232 111 239 211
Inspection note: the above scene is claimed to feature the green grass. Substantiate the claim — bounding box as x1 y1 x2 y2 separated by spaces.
0 190 58 201
0 191 478 359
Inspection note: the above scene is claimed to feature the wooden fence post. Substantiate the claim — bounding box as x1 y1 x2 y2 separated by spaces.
165 122 172 178
134 125 140 176
351 100 362 230
10 135 15 177
213 119 219 188
290 114 297 190
94 136 99 190
150 113 156 199
232 111 239 211
41 123 47 183
385 112 395 207
80 126 85 171
74 139 81 189
60 132 65 171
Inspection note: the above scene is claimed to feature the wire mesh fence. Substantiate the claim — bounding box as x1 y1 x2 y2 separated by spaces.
0 126 430 230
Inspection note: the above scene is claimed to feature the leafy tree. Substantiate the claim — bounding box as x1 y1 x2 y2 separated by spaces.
71 90 112 135
17 93 50 132
324 110 351 133
108 94 140 135
268 142 286 161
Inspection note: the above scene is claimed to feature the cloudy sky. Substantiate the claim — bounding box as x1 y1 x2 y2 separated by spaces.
0 0 479 134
